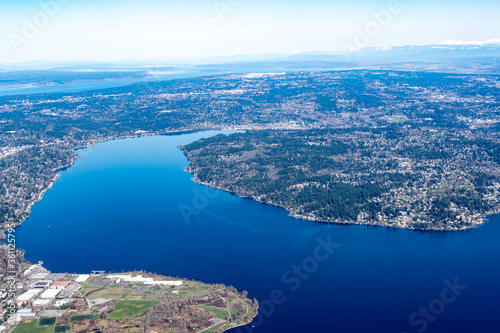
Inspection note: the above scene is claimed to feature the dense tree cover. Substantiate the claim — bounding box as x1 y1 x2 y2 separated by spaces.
184 127 500 229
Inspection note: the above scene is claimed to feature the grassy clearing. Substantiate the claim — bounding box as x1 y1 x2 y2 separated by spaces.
70 314 99 321
196 305 229 320
228 297 247 317
12 320 53 333
93 319 144 332
174 280 214 298
108 300 159 320
87 287 142 300
75 282 102 296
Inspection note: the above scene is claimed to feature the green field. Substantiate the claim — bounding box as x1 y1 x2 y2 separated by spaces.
38 317 57 326
196 305 229 320
12 320 53 333
108 300 159 319
53 324 72 333
70 314 99 321
75 282 103 296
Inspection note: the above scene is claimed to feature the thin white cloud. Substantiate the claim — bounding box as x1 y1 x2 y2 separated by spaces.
439 39 500 46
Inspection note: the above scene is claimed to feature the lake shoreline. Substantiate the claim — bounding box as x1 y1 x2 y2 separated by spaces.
13 130 500 333
4 130 260 333
4 128 217 238
185 163 497 233
5 127 496 242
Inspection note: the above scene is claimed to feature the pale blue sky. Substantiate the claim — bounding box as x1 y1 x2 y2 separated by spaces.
0 0 499 63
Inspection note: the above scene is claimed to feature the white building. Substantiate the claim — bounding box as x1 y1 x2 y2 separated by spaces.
33 299 52 307
23 265 38 276
54 299 71 307
40 289 61 299
16 309 37 318
106 274 182 286
30 272 50 280
16 289 42 305
75 274 90 283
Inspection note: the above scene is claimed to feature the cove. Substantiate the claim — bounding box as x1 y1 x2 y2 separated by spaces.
15 131 500 333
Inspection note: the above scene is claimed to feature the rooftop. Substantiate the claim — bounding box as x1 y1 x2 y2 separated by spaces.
52 281 70 288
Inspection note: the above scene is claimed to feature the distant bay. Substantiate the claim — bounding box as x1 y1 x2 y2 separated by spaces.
16 131 500 333
0 66 356 96
0 71 210 96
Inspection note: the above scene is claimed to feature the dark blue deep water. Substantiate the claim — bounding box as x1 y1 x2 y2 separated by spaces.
15 131 500 333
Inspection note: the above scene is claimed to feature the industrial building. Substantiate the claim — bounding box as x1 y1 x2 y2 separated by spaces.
75 274 90 283
40 288 61 299
15 289 42 305
106 274 183 286
34 280 52 289
30 272 50 280
32 299 52 307
16 309 37 318
52 281 70 289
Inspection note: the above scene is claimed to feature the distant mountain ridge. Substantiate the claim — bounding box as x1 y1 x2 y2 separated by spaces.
199 41 500 64
1 41 499 72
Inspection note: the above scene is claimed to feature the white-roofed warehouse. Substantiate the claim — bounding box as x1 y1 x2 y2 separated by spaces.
40 289 61 299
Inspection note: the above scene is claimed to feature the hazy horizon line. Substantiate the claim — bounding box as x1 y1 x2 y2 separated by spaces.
1 38 499 67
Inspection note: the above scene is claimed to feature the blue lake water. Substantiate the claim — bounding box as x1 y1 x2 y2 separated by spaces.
15 131 500 333
0 71 211 96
